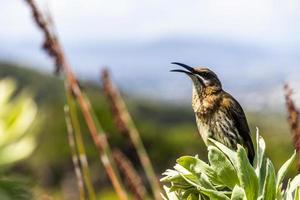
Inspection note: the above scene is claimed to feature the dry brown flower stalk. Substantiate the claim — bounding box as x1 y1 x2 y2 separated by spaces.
25 0 62 74
113 149 146 200
24 1 128 199
101 69 161 199
284 84 300 170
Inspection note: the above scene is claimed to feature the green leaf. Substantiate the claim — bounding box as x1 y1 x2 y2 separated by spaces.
208 139 238 167
276 151 296 192
0 136 36 165
231 186 246 200
163 185 179 200
255 128 266 175
0 96 37 146
177 156 221 185
285 179 292 200
294 187 300 200
262 159 276 200
254 129 268 196
186 193 200 200
236 145 258 200
180 173 230 200
199 188 230 200
182 188 200 199
195 173 216 191
208 146 239 189
257 156 267 196
0 78 37 166
288 174 300 195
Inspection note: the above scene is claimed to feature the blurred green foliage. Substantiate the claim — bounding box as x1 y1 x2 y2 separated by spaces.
0 75 39 199
0 63 297 198
0 77 37 166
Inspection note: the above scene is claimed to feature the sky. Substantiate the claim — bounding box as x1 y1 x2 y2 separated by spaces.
1 0 300 110
1 0 300 45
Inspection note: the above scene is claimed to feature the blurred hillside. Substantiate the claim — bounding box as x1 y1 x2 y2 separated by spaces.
0 63 297 195
3 37 300 113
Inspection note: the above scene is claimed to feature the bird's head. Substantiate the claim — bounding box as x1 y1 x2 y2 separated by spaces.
171 62 222 94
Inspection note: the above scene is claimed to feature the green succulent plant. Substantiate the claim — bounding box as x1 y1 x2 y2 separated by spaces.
0 78 38 200
0 77 37 165
161 130 300 200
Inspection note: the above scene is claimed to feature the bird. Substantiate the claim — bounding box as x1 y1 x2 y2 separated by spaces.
170 62 255 164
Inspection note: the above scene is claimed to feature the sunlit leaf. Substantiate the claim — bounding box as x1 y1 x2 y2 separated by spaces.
255 128 265 175
236 145 258 200
180 173 230 200
0 78 37 166
208 138 238 167
262 159 276 200
276 151 296 194
177 156 221 185
163 185 179 200
0 136 36 165
287 174 300 196
230 185 246 200
0 96 37 146
294 187 300 200
208 146 239 189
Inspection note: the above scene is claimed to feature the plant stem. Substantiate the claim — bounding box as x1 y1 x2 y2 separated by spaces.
101 69 161 199
25 1 128 199
64 105 86 200
65 89 96 200
113 149 147 200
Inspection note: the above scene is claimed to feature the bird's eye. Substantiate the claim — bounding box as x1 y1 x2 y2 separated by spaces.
199 72 213 79
196 72 215 86
196 72 211 81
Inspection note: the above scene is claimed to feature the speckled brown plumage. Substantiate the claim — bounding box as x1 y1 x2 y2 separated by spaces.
171 63 255 164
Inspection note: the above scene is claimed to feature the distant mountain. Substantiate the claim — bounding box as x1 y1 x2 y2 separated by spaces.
1 37 300 111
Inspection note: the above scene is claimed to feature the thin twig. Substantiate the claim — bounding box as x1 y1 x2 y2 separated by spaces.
284 84 300 171
113 149 146 200
64 106 86 200
101 69 161 199
25 1 128 199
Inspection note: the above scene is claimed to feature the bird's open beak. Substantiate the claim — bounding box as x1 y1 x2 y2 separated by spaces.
170 62 195 76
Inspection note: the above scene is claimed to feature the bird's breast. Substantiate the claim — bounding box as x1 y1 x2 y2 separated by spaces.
192 92 219 115
195 114 211 145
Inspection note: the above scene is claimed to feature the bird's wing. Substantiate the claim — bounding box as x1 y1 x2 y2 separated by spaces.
222 92 255 164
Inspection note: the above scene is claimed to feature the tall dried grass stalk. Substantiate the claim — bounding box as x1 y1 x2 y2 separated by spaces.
284 84 300 170
25 1 128 199
113 149 146 200
65 89 96 200
64 106 86 200
101 69 161 199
